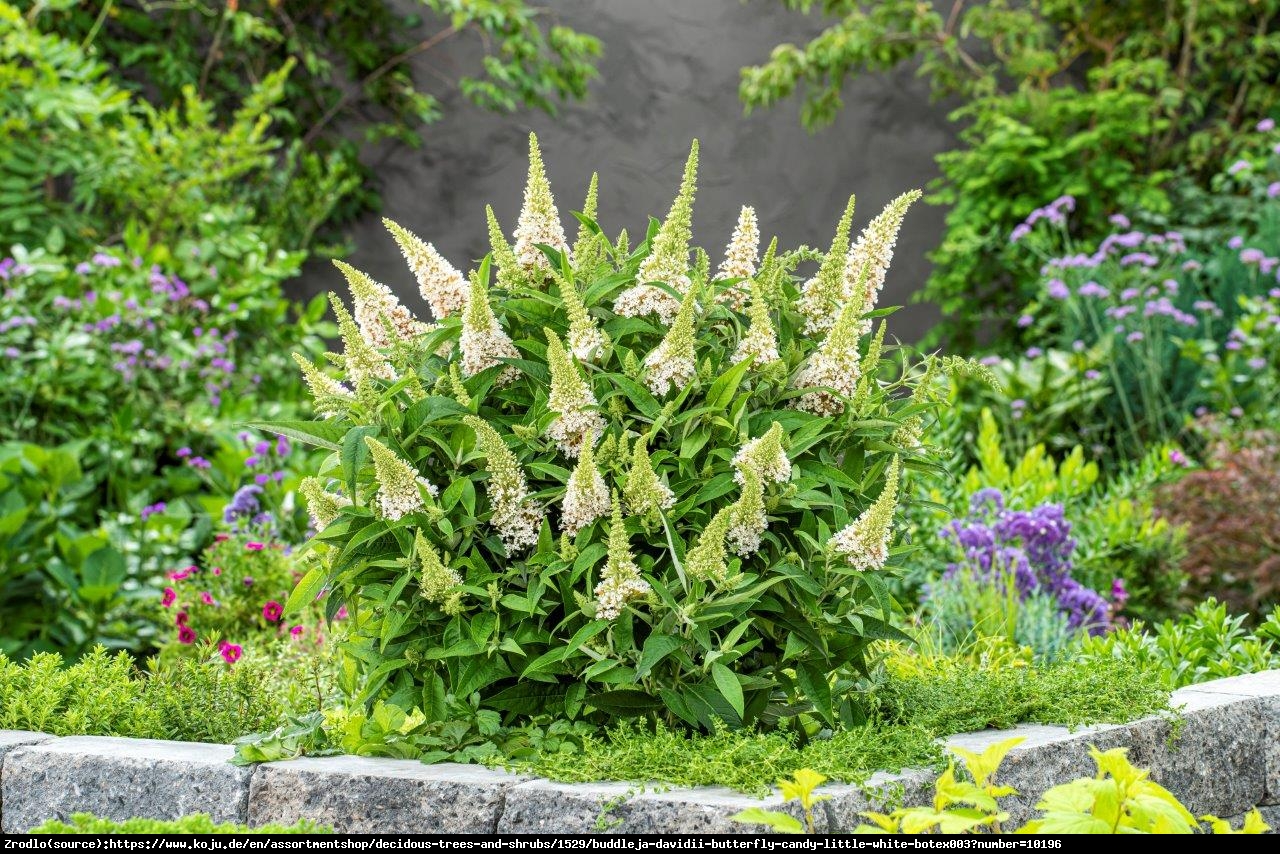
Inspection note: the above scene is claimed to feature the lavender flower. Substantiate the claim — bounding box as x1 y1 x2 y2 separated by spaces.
933 492 1112 635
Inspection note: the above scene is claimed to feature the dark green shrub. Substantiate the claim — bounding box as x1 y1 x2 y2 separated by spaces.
18 0 601 238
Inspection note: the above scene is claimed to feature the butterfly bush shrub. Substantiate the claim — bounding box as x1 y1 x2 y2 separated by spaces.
269 135 983 730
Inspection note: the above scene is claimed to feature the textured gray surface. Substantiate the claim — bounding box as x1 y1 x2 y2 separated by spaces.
0 736 251 832
494 779 818 834
249 755 526 834
0 731 53 822
1176 672 1280 806
296 0 953 341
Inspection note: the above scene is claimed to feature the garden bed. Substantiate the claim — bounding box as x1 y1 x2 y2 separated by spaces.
2 671 1277 834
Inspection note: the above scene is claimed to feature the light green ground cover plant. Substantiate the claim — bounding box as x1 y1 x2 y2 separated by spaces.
738 738 1269 834
32 814 329 834
1079 599 1280 689
233 637 1168 795
0 646 288 743
267 133 998 733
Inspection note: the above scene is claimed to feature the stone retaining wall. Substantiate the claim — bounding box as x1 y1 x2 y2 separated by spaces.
2 671 1278 834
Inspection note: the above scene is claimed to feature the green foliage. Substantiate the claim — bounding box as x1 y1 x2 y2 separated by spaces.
274 139 952 732
743 0 1280 345
873 640 1169 736
744 740 1270 834
0 3 353 255
1078 599 1280 689
0 242 327 656
911 408 1186 624
0 646 286 743
732 768 829 834
21 0 601 233
33 813 329 834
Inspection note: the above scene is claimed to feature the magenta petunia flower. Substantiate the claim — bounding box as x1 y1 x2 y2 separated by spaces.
290 625 305 638
245 542 265 551
161 587 176 607
178 625 197 644
262 600 283 622
175 610 189 626
218 642 242 664
200 591 216 606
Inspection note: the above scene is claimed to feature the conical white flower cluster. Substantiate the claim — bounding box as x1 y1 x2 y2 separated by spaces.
512 133 570 276
731 279 779 366
545 329 606 458
593 496 651 620
615 142 699 322
643 288 698 396
726 468 767 557
459 273 520 386
383 218 469 319
330 295 395 387
844 190 921 322
292 353 354 417
612 285 682 325
560 440 610 536
555 273 605 362
335 260 433 348
794 298 863 415
299 477 352 531
732 422 790 487
714 205 759 310
414 530 464 615
828 457 900 571
797 195 855 337
464 416 543 554
364 436 437 521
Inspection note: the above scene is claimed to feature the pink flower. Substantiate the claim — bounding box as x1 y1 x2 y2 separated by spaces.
161 587 176 607
218 641 242 664
168 565 197 581
245 541 265 551
335 605 349 620
262 600 283 622
212 567 222 576
1169 449 1190 467
290 625 304 638
214 533 230 543
178 625 197 644
200 591 216 606
175 610 189 626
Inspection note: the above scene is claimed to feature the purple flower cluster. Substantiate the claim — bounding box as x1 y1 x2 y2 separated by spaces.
6 250 249 409
1010 195 1076 243
936 490 1116 635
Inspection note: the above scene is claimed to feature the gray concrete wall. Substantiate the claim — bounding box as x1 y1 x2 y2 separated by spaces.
295 0 955 341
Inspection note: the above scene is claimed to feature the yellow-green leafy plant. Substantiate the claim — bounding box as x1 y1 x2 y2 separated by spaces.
731 769 830 834
260 133 975 731
738 737 1270 834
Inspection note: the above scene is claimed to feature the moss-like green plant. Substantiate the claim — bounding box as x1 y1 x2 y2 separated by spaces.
0 647 285 743
32 813 329 834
